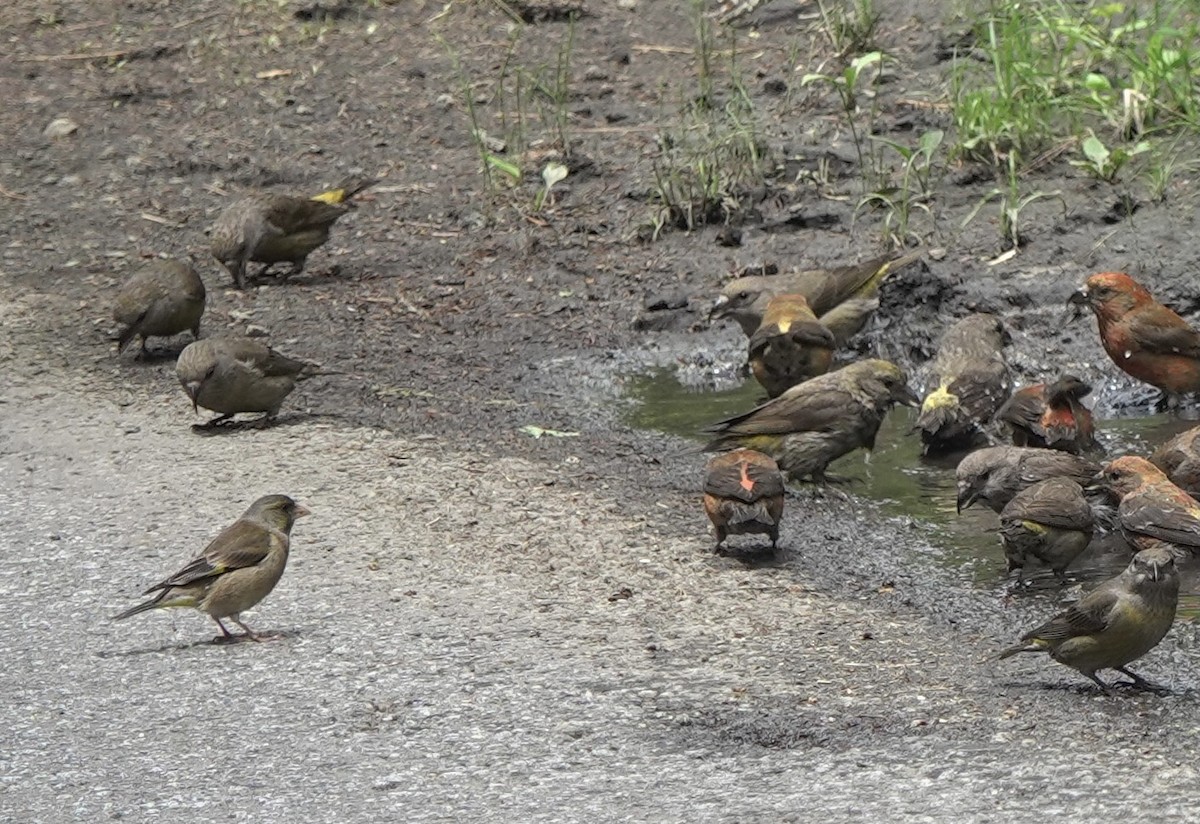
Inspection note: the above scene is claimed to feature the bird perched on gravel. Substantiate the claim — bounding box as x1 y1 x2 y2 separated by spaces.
999 477 1095 583
210 176 376 289
747 293 836 398
1068 271 1200 405
709 250 923 338
701 359 918 482
1098 455 1200 552
114 494 310 641
913 313 1011 454
956 446 1101 514
176 336 320 429
996 544 1179 694
1150 426 1200 499
995 375 1097 454
702 448 785 551
112 259 205 356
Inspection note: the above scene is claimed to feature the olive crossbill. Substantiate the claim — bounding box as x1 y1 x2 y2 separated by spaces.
114 495 310 641
995 375 1097 454
1098 455 1200 552
701 359 919 482
709 250 924 338
913 313 1012 453
112 259 205 356
1150 426 1200 499
747 293 837 398
176 336 319 429
702 449 786 550
996 544 1179 693
999 478 1095 582
210 176 377 289
1068 271 1200 401
956 446 1101 514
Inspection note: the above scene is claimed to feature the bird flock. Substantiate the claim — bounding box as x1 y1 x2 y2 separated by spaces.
700 259 1200 694
110 178 374 641
109 186 1200 694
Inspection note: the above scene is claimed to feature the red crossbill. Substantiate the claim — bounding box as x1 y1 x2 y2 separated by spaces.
996 544 1179 694
702 449 786 550
995 375 1098 454
1150 426 1200 499
998 477 1095 582
747 293 837 398
1098 455 1200 552
702 359 919 482
210 176 377 289
956 446 1101 514
1068 271 1200 401
709 250 923 338
914 313 1012 453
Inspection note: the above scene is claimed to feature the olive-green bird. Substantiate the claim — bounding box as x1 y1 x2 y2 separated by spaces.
999 477 1095 583
176 336 320 429
112 259 206 356
114 495 310 641
701 359 919 482
210 176 377 289
955 446 1102 515
996 544 1179 693
709 250 924 338
913 313 1012 453
747 293 836 399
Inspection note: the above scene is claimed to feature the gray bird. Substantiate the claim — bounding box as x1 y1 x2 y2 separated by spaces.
176 336 318 428
996 545 1179 693
114 495 310 641
112 259 205 356
210 176 376 289
999 477 1095 583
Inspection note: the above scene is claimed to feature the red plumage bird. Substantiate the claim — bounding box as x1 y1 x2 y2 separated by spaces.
1069 272 1200 404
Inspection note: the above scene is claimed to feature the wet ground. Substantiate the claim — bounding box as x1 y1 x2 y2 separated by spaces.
6 0 1200 820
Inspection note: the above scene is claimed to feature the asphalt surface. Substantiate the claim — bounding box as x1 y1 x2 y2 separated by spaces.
5 311 1200 823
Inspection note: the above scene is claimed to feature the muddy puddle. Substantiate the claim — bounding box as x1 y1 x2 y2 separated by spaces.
628 367 1200 618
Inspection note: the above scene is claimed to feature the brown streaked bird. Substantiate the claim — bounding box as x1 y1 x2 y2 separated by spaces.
210 176 377 289
747 293 837 399
1099 455 1200 552
999 477 1095 583
112 259 206 356
113 495 310 641
703 448 785 550
913 313 1012 454
996 545 1179 694
996 375 1097 454
1149 426 1200 499
702 359 918 483
176 336 318 429
1068 271 1200 404
955 446 1101 515
709 250 924 338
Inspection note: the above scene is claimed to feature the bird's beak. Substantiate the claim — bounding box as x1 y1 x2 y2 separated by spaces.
294 504 312 518
895 384 921 408
956 486 978 514
184 381 202 414
1065 287 1089 322
708 295 730 323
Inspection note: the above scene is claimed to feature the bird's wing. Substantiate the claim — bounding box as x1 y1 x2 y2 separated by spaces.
1022 587 1117 642
946 362 1011 419
151 520 276 591
1121 490 1200 546
1128 317 1200 358
703 384 850 436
